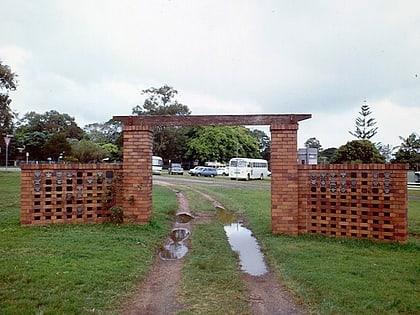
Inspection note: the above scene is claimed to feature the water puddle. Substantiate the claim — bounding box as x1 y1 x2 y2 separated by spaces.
159 215 193 260
176 212 194 223
159 241 189 260
217 206 268 276
170 227 191 242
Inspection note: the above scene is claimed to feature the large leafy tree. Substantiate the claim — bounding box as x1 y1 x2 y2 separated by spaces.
393 132 420 170
17 110 84 139
186 126 260 164
349 101 378 140
23 131 50 161
84 119 122 144
132 85 191 163
84 119 123 160
0 60 17 136
43 133 72 161
331 140 385 164
69 139 108 163
318 147 337 164
250 129 271 161
16 110 83 162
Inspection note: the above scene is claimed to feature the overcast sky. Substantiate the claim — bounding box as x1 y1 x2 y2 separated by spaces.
1 0 419 149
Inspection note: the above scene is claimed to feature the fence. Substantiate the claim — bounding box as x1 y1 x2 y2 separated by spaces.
298 164 407 243
20 163 123 225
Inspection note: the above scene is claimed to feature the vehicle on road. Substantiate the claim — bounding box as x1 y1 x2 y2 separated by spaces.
216 167 229 176
189 166 217 177
152 156 163 175
188 166 204 176
229 158 269 180
168 163 184 175
205 161 228 176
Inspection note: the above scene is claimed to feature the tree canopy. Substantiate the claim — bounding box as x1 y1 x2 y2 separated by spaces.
132 85 191 116
0 60 18 136
393 132 420 170
330 140 385 164
349 101 378 140
17 110 84 139
186 126 261 164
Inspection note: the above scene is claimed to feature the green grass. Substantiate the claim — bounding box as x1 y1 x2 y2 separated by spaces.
191 184 420 315
0 171 177 314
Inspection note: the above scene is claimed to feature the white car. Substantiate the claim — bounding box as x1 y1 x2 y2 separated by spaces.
216 167 229 176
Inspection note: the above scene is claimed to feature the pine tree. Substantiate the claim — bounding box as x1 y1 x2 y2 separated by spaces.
349 101 378 140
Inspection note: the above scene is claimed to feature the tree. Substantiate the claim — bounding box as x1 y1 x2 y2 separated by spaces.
16 110 84 161
304 137 323 151
43 133 72 161
349 101 378 140
186 126 260 164
393 133 420 170
17 110 84 139
376 143 396 163
101 143 122 161
23 131 50 160
330 140 385 164
132 85 192 163
318 147 337 164
132 85 190 116
84 119 122 144
69 139 108 163
0 60 18 136
250 129 271 160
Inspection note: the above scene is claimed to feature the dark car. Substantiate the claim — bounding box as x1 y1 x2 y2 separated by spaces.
168 163 184 175
190 166 217 177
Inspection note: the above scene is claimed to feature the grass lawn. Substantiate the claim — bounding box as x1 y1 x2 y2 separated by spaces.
0 171 177 314
191 184 420 315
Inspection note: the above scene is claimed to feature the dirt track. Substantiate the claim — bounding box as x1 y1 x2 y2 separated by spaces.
123 181 305 314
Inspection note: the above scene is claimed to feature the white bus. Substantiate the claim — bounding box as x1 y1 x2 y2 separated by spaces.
152 156 163 175
229 158 269 180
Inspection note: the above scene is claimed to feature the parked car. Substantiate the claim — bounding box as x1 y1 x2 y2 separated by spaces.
216 167 229 176
168 163 184 175
188 166 204 176
190 166 217 177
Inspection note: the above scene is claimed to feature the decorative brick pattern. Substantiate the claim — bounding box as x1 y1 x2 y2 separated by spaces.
298 164 408 243
20 164 122 225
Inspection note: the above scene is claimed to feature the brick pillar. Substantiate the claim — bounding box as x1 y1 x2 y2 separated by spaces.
121 125 153 223
270 123 299 235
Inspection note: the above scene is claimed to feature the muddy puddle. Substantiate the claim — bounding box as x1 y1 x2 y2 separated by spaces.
159 212 193 261
216 206 268 276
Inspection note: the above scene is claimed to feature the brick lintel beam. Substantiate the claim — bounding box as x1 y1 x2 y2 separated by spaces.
113 114 312 127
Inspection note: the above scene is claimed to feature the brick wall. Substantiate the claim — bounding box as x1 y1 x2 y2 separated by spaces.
270 124 299 235
20 163 123 225
120 125 153 223
297 164 408 243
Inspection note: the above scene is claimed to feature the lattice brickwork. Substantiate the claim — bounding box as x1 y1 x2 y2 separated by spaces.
298 164 408 243
21 164 123 226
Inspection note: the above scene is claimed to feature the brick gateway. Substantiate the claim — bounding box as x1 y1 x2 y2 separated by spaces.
20 114 408 243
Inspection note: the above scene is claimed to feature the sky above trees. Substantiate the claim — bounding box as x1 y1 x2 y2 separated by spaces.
0 0 419 149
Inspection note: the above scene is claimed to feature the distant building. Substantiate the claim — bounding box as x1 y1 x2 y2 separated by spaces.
298 148 318 164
